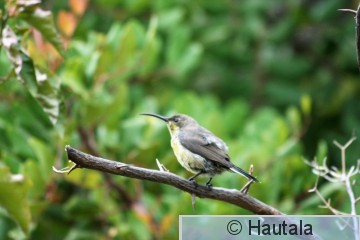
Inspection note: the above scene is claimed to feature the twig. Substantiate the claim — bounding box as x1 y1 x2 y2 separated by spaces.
344 172 359 235
52 160 79 174
240 164 255 193
308 177 347 215
191 193 196 210
338 4 360 71
306 135 359 240
333 135 357 177
61 145 282 215
240 180 254 194
156 159 169 172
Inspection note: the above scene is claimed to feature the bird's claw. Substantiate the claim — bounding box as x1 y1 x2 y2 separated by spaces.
206 183 213 190
189 179 199 189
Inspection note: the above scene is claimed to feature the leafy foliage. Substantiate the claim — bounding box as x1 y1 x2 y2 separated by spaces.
0 167 31 235
0 0 359 239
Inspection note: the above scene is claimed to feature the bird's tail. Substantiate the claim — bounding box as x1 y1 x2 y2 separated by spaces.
230 166 259 182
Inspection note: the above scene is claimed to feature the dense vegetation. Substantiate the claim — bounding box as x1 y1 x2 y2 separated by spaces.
0 0 359 239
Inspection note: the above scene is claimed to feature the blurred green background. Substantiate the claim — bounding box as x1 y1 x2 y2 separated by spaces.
0 0 359 239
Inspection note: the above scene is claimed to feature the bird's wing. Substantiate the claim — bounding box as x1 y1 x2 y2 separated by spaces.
179 128 259 182
178 128 231 167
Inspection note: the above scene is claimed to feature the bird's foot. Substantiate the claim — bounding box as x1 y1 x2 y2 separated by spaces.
189 179 199 189
205 177 213 190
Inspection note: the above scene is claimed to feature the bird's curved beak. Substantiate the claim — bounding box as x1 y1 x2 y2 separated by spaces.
140 113 169 122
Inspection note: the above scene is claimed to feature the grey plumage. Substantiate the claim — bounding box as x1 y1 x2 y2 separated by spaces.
178 123 258 182
141 113 258 186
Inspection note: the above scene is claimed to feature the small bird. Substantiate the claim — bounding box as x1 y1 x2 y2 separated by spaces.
141 113 258 188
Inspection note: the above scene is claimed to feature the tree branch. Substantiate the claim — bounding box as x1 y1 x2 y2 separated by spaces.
63 145 282 215
339 4 360 71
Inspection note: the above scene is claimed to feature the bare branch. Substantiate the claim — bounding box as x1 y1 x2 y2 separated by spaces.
308 175 319 193
308 135 359 239
345 175 358 215
240 164 255 194
191 193 196 210
338 9 357 15
52 160 79 174
333 136 357 176
345 175 359 237
315 189 347 215
156 159 169 172
61 146 282 215
338 4 360 71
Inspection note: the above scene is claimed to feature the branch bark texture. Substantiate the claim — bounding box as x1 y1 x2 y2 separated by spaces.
64 146 282 215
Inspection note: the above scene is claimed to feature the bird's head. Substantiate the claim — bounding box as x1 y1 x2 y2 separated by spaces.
141 113 197 135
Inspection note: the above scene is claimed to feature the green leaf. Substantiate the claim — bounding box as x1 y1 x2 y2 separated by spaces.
286 106 301 133
1 26 36 90
64 229 102 240
22 161 45 199
300 94 312 117
1 26 22 79
177 43 203 78
61 57 89 99
28 138 53 182
19 50 37 94
117 21 143 68
33 69 60 125
316 140 328 163
1 25 59 124
223 100 249 137
0 167 31 235
140 37 160 77
140 17 160 76
166 26 190 65
19 6 64 56
20 53 60 125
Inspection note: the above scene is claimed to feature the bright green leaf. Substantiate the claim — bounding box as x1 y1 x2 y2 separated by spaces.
28 138 53 182
1 26 22 80
117 21 143 69
66 167 102 189
19 50 37 94
178 43 203 78
301 94 312 117
140 37 160 76
139 16 160 76
316 140 328 163
33 69 60 125
0 167 31 235
166 26 190 65
22 161 45 199
286 106 301 133
19 7 64 56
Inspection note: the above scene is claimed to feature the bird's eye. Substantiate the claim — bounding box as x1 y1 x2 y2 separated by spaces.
174 118 179 123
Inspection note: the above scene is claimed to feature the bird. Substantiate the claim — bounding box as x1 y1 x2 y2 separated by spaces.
141 113 258 188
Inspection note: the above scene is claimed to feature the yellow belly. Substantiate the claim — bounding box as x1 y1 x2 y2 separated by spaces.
170 135 206 174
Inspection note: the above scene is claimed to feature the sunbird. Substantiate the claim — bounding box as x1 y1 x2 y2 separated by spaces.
141 113 258 188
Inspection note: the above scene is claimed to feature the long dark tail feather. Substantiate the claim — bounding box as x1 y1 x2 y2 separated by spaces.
230 166 259 182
